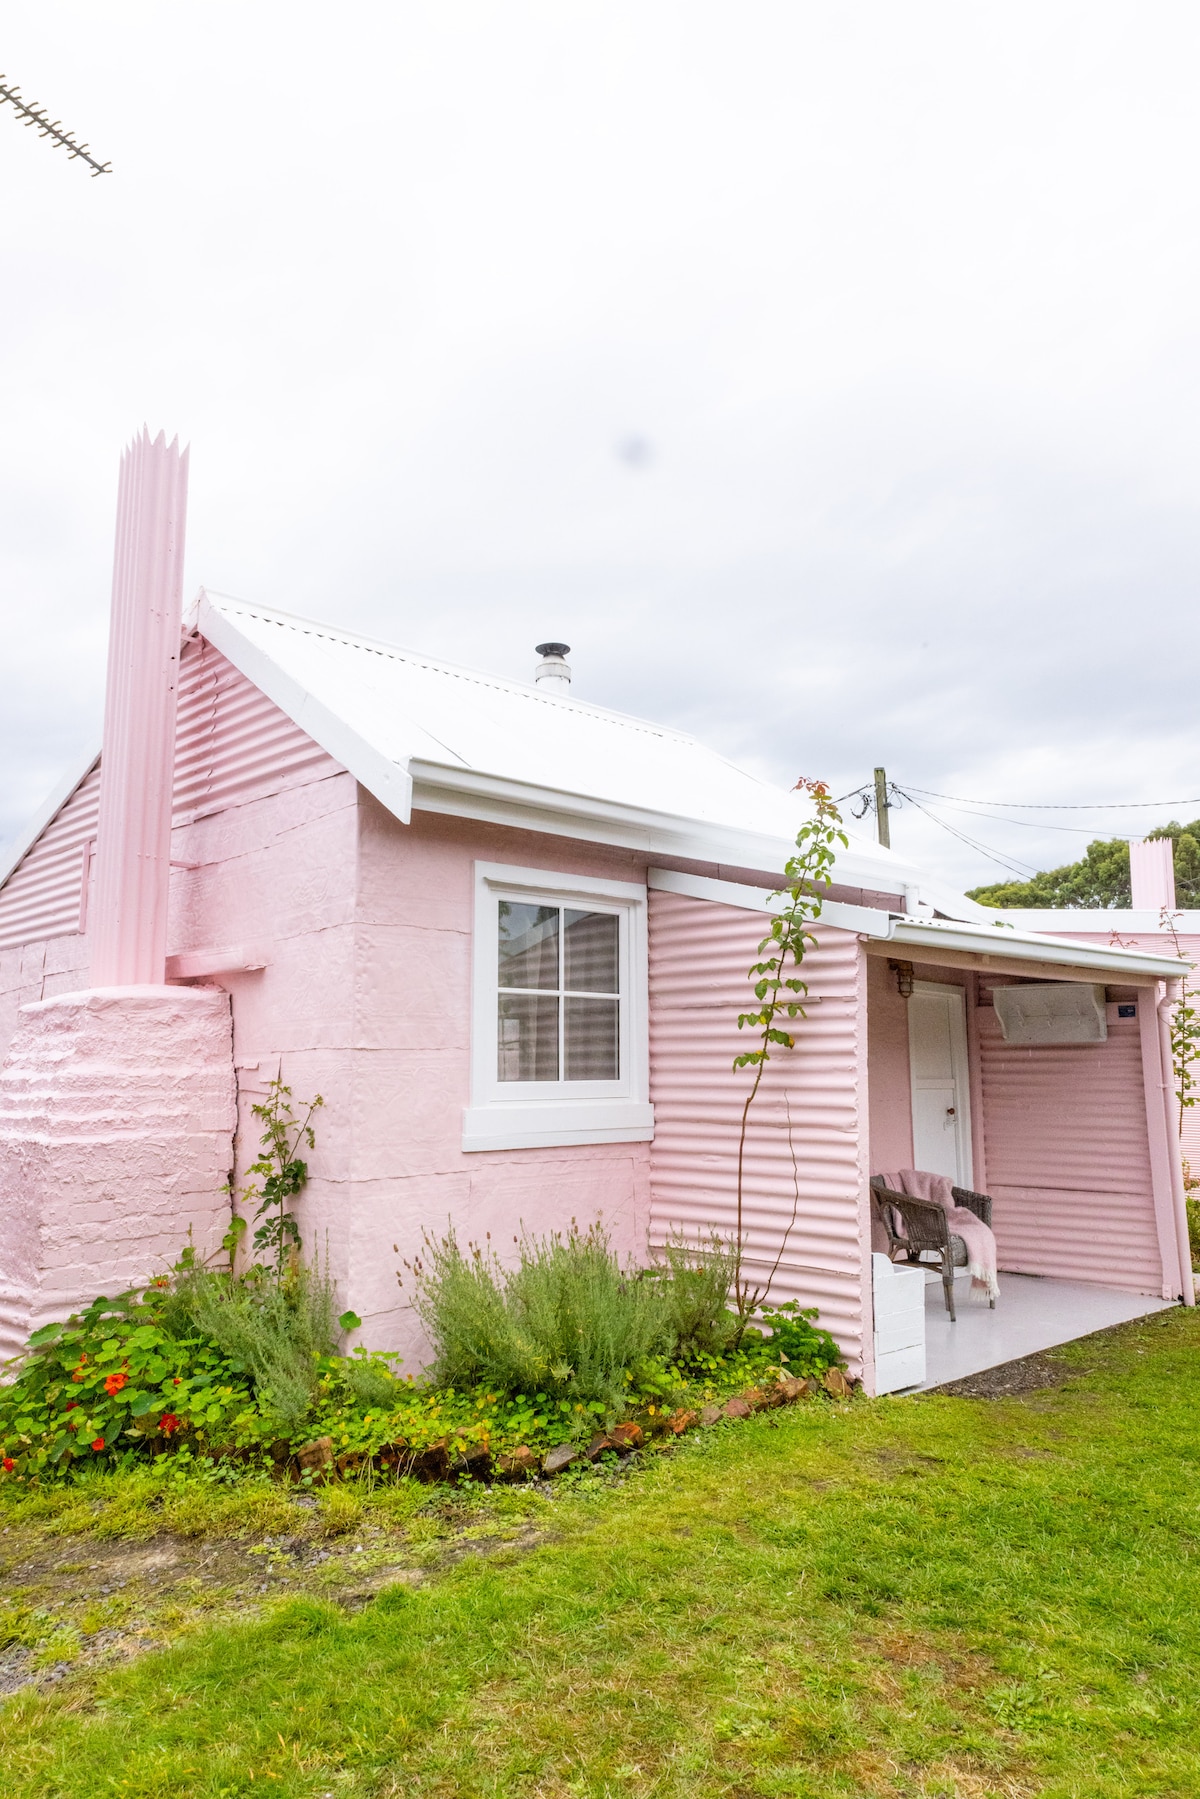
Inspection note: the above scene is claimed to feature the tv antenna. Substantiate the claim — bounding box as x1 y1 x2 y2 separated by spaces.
0 75 112 177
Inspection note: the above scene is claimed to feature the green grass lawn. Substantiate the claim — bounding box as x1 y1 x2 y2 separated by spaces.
3 1307 1200 1798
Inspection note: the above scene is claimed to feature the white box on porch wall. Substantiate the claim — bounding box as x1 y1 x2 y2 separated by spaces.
872 1253 926 1393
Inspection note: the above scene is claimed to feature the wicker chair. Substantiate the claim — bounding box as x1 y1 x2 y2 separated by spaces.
869 1177 994 1322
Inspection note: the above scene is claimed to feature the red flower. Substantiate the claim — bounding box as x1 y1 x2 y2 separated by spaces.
158 1413 180 1435
104 1371 127 1396
173 1376 182 1386
91 1437 105 1452
2 1457 14 1473
65 1401 76 1411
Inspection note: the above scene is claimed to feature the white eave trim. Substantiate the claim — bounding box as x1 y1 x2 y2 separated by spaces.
0 748 100 895
196 591 414 824
646 867 1189 980
647 867 885 935
411 760 921 896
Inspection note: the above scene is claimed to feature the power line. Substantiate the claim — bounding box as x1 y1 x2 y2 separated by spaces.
902 784 1200 813
899 796 1140 837
840 774 1189 881
895 790 1041 879
0 77 112 178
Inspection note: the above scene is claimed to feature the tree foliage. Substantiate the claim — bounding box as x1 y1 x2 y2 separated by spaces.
968 820 1200 910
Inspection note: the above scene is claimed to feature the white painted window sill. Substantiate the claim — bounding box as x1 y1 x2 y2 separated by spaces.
461 1100 655 1153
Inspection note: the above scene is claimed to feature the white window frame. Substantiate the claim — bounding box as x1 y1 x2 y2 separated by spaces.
463 861 654 1152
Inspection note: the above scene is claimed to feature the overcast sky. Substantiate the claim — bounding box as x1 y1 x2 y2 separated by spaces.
3 2 1199 892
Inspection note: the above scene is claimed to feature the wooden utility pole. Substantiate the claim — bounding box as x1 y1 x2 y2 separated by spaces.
873 766 890 848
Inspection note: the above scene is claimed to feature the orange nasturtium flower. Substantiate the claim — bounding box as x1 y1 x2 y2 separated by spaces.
91 1437 105 1452
104 1371 128 1396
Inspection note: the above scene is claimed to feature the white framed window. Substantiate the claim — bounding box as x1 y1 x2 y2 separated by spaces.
463 861 653 1152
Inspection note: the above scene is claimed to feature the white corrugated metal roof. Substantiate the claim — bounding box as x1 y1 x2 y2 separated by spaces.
0 589 994 922
197 590 981 910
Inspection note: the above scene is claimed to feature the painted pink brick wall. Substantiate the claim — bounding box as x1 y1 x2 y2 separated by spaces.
976 993 1166 1293
344 797 654 1369
647 890 870 1379
0 986 235 1359
0 647 662 1367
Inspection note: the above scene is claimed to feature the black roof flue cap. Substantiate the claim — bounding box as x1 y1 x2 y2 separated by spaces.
535 642 571 658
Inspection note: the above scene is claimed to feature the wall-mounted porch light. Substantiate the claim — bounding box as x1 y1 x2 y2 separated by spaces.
888 958 915 998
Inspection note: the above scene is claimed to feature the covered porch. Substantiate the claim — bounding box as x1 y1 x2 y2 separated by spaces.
864 917 1195 1392
919 1270 1175 1388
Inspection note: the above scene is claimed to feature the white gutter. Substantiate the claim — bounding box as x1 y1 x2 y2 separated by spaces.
881 916 1189 980
412 761 937 899
993 908 1200 937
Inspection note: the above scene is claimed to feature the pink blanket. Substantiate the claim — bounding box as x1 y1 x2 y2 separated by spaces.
877 1168 1000 1303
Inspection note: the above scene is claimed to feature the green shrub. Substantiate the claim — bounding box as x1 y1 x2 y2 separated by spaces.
339 1346 406 1411
1187 1195 1200 1271
651 1232 740 1361
412 1222 671 1409
166 1261 338 1433
755 1301 843 1378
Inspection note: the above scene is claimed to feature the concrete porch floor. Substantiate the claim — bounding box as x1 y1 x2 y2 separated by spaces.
918 1270 1176 1390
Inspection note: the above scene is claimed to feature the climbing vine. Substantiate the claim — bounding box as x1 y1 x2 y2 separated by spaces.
1160 910 1200 1134
730 778 847 1330
238 1079 325 1277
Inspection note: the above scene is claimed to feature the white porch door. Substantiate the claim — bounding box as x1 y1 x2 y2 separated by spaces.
908 982 973 1185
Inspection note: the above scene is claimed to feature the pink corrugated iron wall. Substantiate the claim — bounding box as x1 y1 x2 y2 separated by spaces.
0 766 101 953
0 638 339 954
647 890 870 1376
171 636 336 824
977 996 1165 1293
1041 928 1200 1175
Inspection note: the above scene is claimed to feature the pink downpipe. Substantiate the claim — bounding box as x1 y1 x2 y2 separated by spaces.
1157 981 1196 1305
89 430 189 987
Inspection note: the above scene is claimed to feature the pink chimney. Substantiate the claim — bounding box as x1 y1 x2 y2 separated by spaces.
89 430 189 986
1129 837 1176 914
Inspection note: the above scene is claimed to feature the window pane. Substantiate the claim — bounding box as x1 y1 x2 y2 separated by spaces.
564 996 619 1079
498 902 560 989
498 994 560 1081
564 909 619 993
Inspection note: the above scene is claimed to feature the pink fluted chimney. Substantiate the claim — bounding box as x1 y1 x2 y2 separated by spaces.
89 430 189 986
1129 838 1176 913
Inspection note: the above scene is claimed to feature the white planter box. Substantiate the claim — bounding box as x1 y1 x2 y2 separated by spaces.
872 1252 926 1393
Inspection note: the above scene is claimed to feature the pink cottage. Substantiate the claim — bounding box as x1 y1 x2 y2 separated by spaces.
0 437 1193 1393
